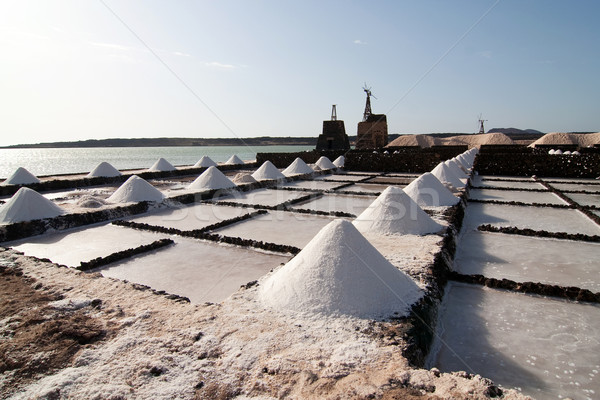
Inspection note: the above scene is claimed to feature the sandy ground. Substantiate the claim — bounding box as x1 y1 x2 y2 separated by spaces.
0 247 532 400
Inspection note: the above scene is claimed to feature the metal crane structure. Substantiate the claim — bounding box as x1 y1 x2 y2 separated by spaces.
478 114 488 134
356 84 388 149
362 84 376 122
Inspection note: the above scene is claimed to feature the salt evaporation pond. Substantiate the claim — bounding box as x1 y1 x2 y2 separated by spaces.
472 179 545 190
280 180 344 191
455 231 600 291
468 189 567 205
217 188 304 207
213 210 338 248
97 236 290 303
342 183 390 194
429 282 600 400
461 203 600 236
366 176 413 185
319 174 370 182
5 224 165 267
127 203 253 231
551 183 600 193
294 193 374 215
565 193 600 207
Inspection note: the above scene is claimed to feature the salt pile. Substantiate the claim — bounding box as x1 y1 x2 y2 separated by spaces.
444 159 468 178
251 161 286 181
107 175 165 203
76 195 107 208
194 156 217 168
188 166 236 190
224 155 244 165
0 187 64 224
258 219 422 319
431 162 465 190
86 162 121 178
148 158 176 172
333 155 345 168
281 157 314 177
386 134 439 148
454 154 472 170
2 167 41 185
403 172 459 207
315 156 337 170
232 173 257 185
353 186 443 235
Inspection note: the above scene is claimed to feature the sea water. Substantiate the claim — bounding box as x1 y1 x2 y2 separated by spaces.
0 145 313 178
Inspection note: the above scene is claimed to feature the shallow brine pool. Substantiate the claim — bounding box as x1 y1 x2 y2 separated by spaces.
216 188 305 207
97 237 290 303
293 193 374 216
428 282 600 400
5 224 166 267
468 189 567 205
461 203 600 236
212 210 338 248
126 203 253 231
454 231 600 292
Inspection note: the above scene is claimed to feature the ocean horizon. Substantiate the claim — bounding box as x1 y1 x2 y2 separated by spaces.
0 145 314 179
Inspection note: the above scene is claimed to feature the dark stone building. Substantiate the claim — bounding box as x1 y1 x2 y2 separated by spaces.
316 105 350 151
356 114 388 149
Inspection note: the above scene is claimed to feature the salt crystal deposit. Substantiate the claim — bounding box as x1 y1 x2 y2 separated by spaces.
194 156 217 168
232 173 257 185
258 219 422 319
2 167 41 185
76 195 107 208
0 187 64 224
224 155 244 165
315 156 337 170
86 162 121 178
403 172 459 207
188 166 236 190
148 157 176 172
281 157 314 177
353 186 443 235
431 162 466 190
333 155 345 168
251 160 286 181
107 175 165 203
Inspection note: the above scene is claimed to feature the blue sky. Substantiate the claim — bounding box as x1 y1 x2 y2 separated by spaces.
0 0 598 146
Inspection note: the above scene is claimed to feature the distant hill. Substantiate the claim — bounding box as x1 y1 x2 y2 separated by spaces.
487 128 544 141
3 136 318 149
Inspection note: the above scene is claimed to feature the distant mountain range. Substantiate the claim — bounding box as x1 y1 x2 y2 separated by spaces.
3 129 548 148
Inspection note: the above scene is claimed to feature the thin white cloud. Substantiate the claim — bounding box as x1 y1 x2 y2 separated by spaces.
173 51 191 57
354 39 367 45
479 50 493 59
88 41 133 51
204 61 236 70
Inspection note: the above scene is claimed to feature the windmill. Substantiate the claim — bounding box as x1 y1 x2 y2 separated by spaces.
477 114 487 134
362 84 377 121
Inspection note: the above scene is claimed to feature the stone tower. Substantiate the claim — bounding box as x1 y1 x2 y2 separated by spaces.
316 105 350 151
355 86 388 149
